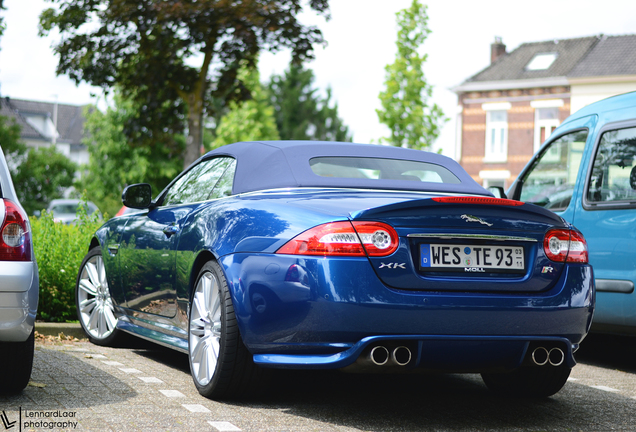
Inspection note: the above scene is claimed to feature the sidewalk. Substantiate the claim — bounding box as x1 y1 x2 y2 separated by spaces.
34 322 86 339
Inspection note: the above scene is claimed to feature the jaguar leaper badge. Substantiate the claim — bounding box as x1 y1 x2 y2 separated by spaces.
461 214 493 227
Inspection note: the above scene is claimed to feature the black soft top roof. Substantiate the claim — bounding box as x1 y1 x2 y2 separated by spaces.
203 141 491 196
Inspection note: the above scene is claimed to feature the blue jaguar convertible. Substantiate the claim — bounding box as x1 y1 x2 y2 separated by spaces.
76 141 594 399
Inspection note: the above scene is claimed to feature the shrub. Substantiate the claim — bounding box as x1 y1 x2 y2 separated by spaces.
30 202 102 322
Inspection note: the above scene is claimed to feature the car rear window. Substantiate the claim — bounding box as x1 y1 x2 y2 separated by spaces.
309 157 461 184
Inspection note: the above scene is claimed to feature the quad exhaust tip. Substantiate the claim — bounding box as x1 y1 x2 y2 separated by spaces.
369 345 412 366
370 346 390 366
531 347 564 367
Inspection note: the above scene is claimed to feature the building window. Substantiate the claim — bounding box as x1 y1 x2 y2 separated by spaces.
533 106 561 153
485 110 508 162
526 52 558 71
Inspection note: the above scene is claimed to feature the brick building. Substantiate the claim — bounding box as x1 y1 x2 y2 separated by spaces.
453 34 636 189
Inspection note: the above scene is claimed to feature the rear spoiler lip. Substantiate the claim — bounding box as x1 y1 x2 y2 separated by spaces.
350 195 566 226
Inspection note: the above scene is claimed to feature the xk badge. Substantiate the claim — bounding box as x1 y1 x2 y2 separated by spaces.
379 262 406 269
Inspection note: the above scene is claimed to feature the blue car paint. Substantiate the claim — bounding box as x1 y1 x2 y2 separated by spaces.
510 91 636 335
89 141 594 376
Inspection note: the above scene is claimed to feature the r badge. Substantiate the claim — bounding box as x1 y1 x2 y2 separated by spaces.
542 266 554 274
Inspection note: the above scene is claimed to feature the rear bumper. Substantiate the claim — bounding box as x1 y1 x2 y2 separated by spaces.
221 254 594 370
0 261 38 342
254 335 577 372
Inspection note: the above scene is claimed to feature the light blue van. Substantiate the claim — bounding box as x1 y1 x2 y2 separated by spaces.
509 91 636 335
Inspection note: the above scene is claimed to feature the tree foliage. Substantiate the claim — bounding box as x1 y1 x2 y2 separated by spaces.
40 0 330 169
77 94 184 217
12 146 77 214
376 0 445 150
212 63 279 148
0 113 76 215
0 114 26 164
268 64 352 142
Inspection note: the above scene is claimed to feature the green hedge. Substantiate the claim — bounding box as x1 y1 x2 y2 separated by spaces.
30 206 102 322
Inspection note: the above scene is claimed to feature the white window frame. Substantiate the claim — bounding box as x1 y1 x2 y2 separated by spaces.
482 103 510 163
532 99 563 153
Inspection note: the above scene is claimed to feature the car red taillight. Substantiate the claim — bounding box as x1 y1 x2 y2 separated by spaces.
432 196 524 206
0 199 31 261
543 228 588 263
276 221 399 257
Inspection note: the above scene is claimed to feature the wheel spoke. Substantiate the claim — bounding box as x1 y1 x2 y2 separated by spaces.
85 262 100 290
80 298 97 314
79 279 98 296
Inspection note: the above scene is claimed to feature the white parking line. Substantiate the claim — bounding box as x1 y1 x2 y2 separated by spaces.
208 421 241 431
159 389 185 398
590 385 620 392
119 368 142 374
138 377 164 383
182 404 211 413
88 354 107 359
101 361 124 366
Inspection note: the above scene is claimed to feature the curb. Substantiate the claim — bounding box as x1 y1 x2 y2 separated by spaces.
35 322 86 339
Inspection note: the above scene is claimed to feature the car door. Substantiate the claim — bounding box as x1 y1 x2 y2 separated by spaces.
509 117 594 223
573 121 636 329
118 156 235 318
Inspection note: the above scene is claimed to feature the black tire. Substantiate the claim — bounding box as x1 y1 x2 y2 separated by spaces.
0 328 34 394
188 260 267 399
76 246 122 346
481 364 571 398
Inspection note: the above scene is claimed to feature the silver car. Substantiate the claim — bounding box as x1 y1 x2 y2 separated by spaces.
0 146 39 393
46 199 100 224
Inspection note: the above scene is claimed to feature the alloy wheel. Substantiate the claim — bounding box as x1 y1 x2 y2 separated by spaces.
77 254 117 340
189 270 222 386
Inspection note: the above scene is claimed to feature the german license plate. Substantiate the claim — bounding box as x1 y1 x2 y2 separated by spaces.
420 244 525 273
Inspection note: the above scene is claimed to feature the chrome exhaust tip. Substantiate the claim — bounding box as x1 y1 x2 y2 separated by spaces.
531 347 549 366
548 347 565 366
392 346 412 366
370 346 390 366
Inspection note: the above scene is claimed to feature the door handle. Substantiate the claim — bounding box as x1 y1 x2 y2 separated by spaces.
162 225 180 237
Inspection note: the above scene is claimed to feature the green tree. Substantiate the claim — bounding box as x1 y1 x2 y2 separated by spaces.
40 0 330 170
0 115 26 165
12 146 77 214
268 64 352 141
376 0 445 150
77 94 184 217
213 64 279 147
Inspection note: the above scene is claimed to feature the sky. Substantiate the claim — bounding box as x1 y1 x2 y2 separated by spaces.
2 0 636 160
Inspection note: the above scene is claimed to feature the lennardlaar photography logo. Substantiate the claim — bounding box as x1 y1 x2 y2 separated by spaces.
1 410 16 429
1 408 78 431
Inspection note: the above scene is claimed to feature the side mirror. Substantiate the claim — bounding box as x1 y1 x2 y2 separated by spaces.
122 183 152 209
488 186 508 199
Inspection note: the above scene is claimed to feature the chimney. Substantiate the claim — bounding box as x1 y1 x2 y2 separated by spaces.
491 36 506 64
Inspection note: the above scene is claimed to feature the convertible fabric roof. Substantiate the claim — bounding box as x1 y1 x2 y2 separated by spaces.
203 141 491 196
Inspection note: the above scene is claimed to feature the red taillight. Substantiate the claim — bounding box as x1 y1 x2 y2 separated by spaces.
543 228 588 263
276 221 399 257
0 199 31 261
432 196 524 206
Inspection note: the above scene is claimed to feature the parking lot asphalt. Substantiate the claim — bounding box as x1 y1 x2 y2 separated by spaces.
0 332 357 432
